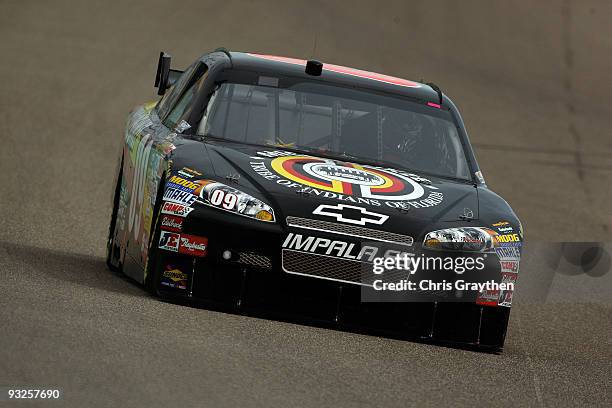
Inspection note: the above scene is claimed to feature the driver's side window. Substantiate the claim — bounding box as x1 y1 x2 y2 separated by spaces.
156 63 196 119
156 62 207 128
164 67 209 131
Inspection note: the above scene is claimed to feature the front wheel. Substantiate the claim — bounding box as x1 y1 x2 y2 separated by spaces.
144 176 167 295
106 162 123 272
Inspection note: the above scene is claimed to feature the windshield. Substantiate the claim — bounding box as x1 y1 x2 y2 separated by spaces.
198 80 471 180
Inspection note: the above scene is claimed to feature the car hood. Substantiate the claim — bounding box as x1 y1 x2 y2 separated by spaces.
180 140 480 236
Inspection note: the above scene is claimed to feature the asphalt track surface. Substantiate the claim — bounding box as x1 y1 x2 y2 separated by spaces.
0 1 611 407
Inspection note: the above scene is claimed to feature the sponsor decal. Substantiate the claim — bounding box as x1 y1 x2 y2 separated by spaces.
498 290 514 307
161 202 194 217
307 164 386 186
184 167 203 176
209 189 238 210
178 170 194 178
491 221 516 234
127 133 154 240
161 215 183 232
163 187 197 205
177 167 203 179
282 232 403 262
500 260 519 273
495 246 521 261
123 108 167 264
497 226 514 233
313 203 388 226
497 242 522 248
166 182 197 193
494 233 522 248
498 272 517 307
159 231 180 252
159 231 207 256
494 233 520 243
250 152 443 210
161 264 189 290
476 289 499 306
178 234 208 257
477 272 519 308
481 240 521 307
167 175 200 192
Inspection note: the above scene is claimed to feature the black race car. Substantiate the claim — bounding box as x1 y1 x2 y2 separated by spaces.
107 49 523 351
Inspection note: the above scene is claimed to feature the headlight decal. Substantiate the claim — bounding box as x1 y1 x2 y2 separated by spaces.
423 227 498 252
424 222 523 308
195 180 275 222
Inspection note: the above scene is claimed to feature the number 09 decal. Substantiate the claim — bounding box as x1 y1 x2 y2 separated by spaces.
210 189 238 210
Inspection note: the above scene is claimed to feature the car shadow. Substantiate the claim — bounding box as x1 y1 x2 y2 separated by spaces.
0 241 148 298
1 241 499 354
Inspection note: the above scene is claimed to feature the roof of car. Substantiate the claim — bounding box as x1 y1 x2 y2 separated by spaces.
202 50 443 104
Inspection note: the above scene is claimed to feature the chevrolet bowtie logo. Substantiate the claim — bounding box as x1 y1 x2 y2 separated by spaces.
312 204 389 226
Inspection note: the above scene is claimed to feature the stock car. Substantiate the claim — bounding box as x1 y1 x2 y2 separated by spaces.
106 49 523 351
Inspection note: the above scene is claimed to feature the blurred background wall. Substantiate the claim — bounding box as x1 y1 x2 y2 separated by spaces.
1 0 611 254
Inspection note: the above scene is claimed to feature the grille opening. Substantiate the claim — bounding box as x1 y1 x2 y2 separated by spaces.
236 252 272 269
286 216 413 246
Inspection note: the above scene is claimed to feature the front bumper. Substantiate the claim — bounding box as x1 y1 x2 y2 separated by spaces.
156 207 511 350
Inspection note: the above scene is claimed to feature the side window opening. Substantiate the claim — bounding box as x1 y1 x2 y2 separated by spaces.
160 63 208 129
155 62 196 119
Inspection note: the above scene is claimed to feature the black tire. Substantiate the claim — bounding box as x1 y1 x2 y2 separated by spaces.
144 175 167 295
106 160 123 272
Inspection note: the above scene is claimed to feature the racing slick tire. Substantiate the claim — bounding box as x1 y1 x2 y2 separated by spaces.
144 176 168 296
106 161 123 273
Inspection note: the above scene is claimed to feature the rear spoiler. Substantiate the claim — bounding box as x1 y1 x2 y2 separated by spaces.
154 52 183 95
